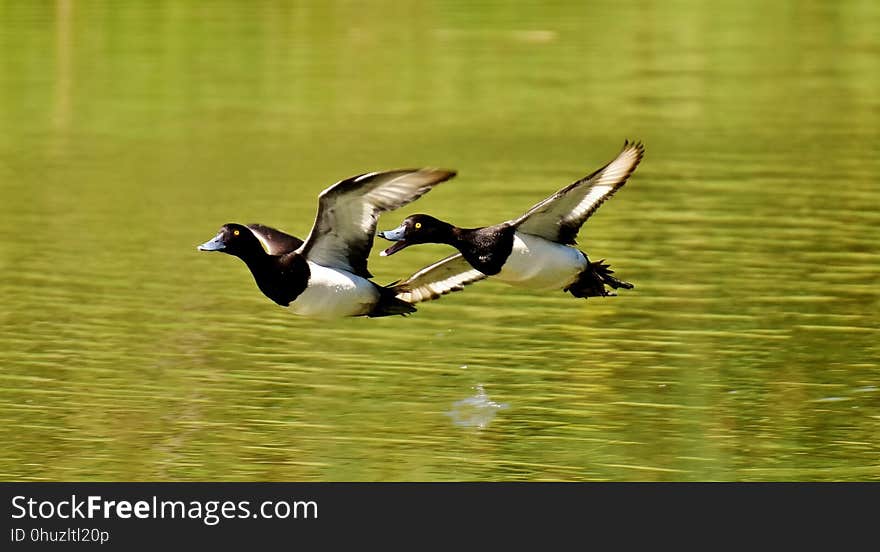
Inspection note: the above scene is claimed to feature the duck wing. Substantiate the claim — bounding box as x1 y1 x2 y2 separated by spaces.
510 140 644 244
245 224 304 255
298 169 456 278
392 253 487 304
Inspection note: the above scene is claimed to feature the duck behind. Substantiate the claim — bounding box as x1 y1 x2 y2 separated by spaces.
379 141 644 300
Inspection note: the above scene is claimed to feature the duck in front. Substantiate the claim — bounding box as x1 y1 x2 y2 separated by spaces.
198 169 483 318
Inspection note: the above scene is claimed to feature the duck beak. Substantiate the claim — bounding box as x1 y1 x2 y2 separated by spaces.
378 224 409 256
198 232 226 251
380 240 410 256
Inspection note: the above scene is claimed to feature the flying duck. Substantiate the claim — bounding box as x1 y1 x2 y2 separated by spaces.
377 141 644 301
198 169 482 318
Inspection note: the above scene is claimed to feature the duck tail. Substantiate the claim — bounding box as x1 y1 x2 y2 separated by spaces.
367 282 417 317
565 258 634 299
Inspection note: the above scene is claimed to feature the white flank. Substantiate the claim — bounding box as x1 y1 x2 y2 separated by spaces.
495 232 586 290
289 263 379 318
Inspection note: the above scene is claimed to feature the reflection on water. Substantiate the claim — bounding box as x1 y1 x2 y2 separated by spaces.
0 1 878 481
447 384 509 429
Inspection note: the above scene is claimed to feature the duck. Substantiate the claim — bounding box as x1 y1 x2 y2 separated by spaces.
197 169 485 318
377 141 644 301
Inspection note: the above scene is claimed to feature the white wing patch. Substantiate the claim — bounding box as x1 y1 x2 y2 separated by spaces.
394 253 486 304
558 143 642 229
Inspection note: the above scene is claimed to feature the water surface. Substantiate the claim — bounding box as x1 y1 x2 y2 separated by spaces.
1 1 878 481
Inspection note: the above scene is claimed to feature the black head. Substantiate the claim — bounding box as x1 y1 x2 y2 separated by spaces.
378 214 452 256
197 223 265 258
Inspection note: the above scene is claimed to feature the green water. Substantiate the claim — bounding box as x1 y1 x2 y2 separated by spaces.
1 1 878 481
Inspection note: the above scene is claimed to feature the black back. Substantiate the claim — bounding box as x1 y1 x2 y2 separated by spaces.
454 224 516 276
246 223 304 255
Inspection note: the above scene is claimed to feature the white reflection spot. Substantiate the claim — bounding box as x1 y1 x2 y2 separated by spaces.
446 384 508 429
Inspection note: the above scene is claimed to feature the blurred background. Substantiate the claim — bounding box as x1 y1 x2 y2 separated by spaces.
0 1 877 481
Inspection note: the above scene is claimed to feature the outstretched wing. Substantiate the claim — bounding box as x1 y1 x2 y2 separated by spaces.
297 169 456 278
393 253 486 304
246 224 303 255
511 140 644 244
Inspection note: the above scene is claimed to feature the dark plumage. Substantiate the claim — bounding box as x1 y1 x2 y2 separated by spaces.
198 169 482 318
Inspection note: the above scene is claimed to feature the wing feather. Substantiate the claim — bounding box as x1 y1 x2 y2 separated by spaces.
393 253 486 304
298 169 456 278
512 141 644 244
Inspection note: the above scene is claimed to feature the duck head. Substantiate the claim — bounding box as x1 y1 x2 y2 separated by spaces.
198 223 264 258
378 214 452 256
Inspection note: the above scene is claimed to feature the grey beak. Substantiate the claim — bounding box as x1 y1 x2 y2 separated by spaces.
198 232 226 251
378 224 406 242
379 223 409 257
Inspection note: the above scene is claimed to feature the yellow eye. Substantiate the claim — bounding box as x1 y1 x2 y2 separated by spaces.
414 222 422 229
233 229 240 236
